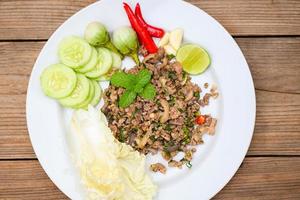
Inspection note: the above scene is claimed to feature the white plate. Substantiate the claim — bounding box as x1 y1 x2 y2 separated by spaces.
26 0 256 199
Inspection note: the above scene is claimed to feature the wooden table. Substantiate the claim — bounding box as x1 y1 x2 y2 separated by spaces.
0 0 299 199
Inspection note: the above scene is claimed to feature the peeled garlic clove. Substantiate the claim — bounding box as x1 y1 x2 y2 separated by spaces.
169 28 184 50
164 44 177 55
158 32 170 47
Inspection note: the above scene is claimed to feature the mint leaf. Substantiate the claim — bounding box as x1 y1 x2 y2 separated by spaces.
119 90 137 108
111 71 136 90
134 69 151 93
139 83 156 100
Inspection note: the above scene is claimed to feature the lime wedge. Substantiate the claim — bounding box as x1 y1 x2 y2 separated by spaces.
176 44 210 75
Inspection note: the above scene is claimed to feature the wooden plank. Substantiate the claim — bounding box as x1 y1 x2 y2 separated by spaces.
236 37 300 94
1 38 299 94
0 160 67 199
188 0 300 36
213 157 300 199
249 90 300 155
0 0 300 40
0 39 299 159
0 0 95 40
0 94 35 159
0 158 299 199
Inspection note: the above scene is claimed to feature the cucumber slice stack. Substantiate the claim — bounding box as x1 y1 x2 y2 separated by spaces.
75 47 98 73
59 74 90 108
85 48 113 78
40 64 77 99
40 33 123 110
59 36 92 68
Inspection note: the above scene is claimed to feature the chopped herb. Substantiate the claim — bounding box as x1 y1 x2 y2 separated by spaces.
182 126 190 144
152 122 161 131
119 129 126 143
194 111 200 117
182 71 187 81
163 141 174 152
186 161 192 168
185 117 194 127
169 96 176 106
194 91 200 98
167 54 176 60
131 127 138 132
178 108 184 113
149 135 156 141
164 124 172 132
153 122 161 127
168 71 177 80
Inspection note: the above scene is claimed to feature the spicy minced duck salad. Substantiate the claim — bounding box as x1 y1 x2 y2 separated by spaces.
39 2 218 199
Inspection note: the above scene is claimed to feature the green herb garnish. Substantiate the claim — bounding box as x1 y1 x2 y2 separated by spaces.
149 135 156 141
169 96 176 106
194 91 200 98
178 108 184 113
111 69 156 108
165 124 172 132
168 71 177 80
134 69 152 93
163 141 174 152
182 126 190 144
119 129 126 142
186 161 192 168
111 71 136 90
167 54 176 60
139 83 156 100
118 90 137 108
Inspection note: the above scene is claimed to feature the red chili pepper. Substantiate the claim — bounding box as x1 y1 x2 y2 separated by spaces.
195 115 206 125
134 3 165 38
123 3 158 54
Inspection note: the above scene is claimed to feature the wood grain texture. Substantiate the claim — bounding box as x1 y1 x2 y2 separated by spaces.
0 0 300 40
213 157 300 199
0 39 299 158
249 90 300 155
1 37 299 94
236 37 300 94
188 0 300 36
0 0 95 40
0 158 299 199
0 160 67 199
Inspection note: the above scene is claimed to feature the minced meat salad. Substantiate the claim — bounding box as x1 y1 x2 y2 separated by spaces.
102 48 218 173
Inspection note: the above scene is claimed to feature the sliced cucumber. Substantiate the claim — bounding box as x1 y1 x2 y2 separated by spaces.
76 47 98 73
59 36 92 68
110 51 122 69
74 80 95 109
40 64 77 99
85 47 112 78
90 80 102 106
59 74 90 107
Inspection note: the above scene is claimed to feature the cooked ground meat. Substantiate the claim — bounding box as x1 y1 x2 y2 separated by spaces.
102 48 217 173
150 163 167 174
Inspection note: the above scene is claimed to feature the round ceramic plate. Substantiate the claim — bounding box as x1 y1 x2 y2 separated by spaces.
26 0 256 199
